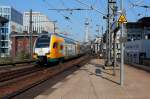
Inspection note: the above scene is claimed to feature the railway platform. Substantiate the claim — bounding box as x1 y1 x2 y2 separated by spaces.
15 58 150 99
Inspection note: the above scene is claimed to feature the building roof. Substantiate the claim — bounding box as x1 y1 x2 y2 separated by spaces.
10 31 39 37
126 22 142 28
138 17 150 23
126 17 150 28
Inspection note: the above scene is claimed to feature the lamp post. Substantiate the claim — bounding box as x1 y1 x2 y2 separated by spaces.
29 9 33 59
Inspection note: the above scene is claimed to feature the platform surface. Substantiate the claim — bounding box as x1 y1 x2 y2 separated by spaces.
35 59 150 99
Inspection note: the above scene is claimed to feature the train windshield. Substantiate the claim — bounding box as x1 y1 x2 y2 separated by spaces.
35 35 50 48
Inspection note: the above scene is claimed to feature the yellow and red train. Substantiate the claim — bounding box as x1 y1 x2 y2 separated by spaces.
33 33 82 65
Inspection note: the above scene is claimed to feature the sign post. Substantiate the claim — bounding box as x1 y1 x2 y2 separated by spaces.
118 6 127 86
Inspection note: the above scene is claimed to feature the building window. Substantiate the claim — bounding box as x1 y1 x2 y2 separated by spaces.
0 8 2 13
1 35 8 40
133 34 135 37
1 48 8 53
4 15 9 20
137 34 140 37
4 8 7 13
1 41 8 47
127 39 131 41
1 28 8 33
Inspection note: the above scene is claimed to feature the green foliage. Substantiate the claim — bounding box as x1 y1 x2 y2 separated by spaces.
0 57 13 63
16 50 30 59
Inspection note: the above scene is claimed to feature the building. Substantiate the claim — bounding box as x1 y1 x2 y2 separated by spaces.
10 31 38 58
124 17 150 64
113 30 121 59
126 17 150 41
0 16 8 26
124 40 150 64
91 37 102 54
23 12 54 33
0 6 23 57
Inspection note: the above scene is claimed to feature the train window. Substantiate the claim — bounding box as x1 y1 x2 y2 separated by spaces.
60 45 63 50
35 36 50 48
53 42 58 48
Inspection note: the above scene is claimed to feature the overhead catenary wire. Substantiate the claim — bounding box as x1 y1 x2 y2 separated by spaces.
92 0 98 7
99 0 107 13
59 0 74 15
43 0 105 41
127 0 140 20
42 0 72 23
128 0 150 18
43 0 87 40
74 0 106 16
130 0 144 5
75 0 106 40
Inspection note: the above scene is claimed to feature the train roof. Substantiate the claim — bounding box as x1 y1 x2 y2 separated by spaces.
56 33 77 44
39 33 77 44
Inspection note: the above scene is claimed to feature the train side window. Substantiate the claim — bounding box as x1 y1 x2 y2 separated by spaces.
53 42 58 48
60 45 63 50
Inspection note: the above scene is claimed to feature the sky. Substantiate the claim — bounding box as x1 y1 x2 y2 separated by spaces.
0 0 150 42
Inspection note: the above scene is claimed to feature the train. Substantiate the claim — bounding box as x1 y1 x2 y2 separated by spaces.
33 33 83 65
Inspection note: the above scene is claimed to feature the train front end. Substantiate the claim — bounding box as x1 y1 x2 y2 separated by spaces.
33 34 51 65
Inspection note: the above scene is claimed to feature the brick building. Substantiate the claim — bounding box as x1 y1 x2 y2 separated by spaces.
10 32 38 57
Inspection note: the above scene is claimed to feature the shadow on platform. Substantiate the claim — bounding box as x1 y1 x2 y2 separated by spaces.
83 62 120 85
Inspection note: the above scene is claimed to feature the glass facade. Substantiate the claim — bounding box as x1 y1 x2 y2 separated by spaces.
11 8 23 25
0 6 23 57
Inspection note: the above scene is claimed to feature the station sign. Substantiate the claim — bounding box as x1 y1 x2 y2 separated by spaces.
118 15 127 24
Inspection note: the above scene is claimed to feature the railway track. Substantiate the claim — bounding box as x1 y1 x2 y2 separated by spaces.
0 66 46 84
0 60 36 74
0 55 90 98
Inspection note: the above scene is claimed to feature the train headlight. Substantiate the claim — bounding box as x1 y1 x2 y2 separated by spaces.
33 53 38 59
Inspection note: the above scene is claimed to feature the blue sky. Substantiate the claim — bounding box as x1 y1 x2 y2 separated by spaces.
0 0 150 41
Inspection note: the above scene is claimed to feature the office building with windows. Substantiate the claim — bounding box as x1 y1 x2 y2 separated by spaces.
124 17 150 64
23 12 54 33
0 6 23 57
126 17 150 41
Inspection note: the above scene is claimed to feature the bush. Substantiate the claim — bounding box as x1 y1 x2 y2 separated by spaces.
16 50 30 60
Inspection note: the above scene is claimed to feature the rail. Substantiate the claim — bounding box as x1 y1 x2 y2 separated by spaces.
0 60 36 66
0 55 90 98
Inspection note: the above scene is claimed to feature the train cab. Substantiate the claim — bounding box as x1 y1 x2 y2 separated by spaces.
33 34 64 64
